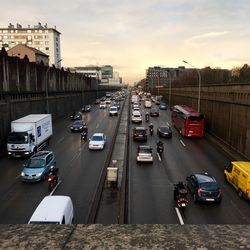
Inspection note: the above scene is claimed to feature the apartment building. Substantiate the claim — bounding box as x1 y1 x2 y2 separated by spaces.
0 23 61 67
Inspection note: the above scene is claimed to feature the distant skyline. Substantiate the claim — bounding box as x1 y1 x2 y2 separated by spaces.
1 0 250 84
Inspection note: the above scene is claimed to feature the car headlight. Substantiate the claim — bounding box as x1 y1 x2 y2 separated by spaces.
79 127 83 129
36 173 42 177
71 127 73 129
21 172 25 177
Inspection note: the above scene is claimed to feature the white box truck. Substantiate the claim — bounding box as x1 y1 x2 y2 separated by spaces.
7 114 52 157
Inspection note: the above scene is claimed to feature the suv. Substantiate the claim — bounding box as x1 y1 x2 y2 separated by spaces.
186 173 222 203
131 111 142 123
133 127 147 141
21 151 56 182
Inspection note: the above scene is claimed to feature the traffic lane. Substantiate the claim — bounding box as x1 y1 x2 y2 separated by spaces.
128 120 179 224
157 114 250 224
54 108 120 223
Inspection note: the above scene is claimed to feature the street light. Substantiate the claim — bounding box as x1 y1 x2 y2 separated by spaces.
45 59 62 113
182 60 201 112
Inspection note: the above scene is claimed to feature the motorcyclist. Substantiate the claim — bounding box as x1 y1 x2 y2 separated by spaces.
174 181 187 200
145 112 149 122
81 125 88 140
149 123 154 135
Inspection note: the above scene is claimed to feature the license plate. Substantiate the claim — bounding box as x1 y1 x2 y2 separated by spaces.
206 198 214 201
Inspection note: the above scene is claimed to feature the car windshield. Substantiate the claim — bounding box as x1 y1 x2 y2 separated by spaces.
160 127 171 132
188 115 204 121
200 182 218 191
92 136 104 141
73 121 82 125
139 147 151 154
8 132 29 144
26 159 45 168
110 107 117 111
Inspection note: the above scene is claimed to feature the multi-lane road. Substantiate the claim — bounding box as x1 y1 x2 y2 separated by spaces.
0 95 249 224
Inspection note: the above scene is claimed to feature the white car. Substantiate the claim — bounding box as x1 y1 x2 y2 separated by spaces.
99 102 107 109
131 110 142 123
137 145 153 163
89 133 106 150
109 106 118 116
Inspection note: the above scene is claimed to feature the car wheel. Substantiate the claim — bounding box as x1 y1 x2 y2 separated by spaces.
193 194 197 202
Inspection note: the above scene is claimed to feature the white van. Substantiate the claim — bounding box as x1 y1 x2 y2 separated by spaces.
28 196 74 224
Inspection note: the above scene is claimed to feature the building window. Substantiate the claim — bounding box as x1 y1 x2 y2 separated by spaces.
45 47 49 51
27 30 31 33
44 35 49 39
27 41 32 45
3 30 7 33
45 41 49 45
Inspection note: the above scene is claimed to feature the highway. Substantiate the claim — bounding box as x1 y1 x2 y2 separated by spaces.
0 94 249 224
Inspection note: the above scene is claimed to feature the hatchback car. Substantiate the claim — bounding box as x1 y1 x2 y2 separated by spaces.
186 173 222 203
137 145 153 163
157 126 172 138
21 151 56 182
159 102 167 110
82 105 91 112
89 133 107 150
70 120 86 132
150 108 160 117
70 111 82 120
133 127 147 141
131 111 142 123
99 101 107 109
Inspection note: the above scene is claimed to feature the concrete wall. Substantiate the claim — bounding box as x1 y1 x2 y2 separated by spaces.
0 49 120 151
154 83 250 159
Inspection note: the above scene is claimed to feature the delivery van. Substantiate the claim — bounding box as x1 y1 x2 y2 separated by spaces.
224 161 250 200
28 196 74 224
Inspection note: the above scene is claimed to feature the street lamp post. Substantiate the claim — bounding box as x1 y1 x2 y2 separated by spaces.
182 60 201 112
45 59 62 113
168 70 172 107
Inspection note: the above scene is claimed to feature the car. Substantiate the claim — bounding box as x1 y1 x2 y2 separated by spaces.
133 127 147 141
99 101 107 109
95 99 101 104
137 145 153 163
82 105 91 112
112 101 120 110
159 102 167 110
21 151 56 182
131 111 142 123
70 111 82 120
70 120 86 132
89 133 107 150
109 106 118 116
105 98 111 105
157 126 172 138
186 173 222 203
150 108 159 117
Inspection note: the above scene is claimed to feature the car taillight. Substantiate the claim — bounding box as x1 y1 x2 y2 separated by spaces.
48 177 52 181
197 188 201 196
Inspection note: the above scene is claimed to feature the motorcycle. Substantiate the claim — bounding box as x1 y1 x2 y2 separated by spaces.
149 126 154 136
145 114 149 122
173 183 188 210
47 167 59 192
81 130 88 141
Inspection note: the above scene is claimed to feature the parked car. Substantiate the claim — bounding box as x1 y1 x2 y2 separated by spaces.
131 111 142 123
150 108 159 117
159 102 167 110
157 126 172 138
99 101 107 109
89 133 107 150
137 145 153 163
70 111 82 120
133 127 147 141
21 151 56 182
28 195 74 224
82 105 91 112
70 120 86 132
186 173 222 203
109 106 118 116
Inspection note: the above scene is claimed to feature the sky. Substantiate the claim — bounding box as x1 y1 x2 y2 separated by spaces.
1 0 250 84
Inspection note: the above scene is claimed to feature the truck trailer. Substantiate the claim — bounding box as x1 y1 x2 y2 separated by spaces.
7 114 52 157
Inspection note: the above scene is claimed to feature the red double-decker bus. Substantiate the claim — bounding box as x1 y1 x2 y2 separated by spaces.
171 105 205 138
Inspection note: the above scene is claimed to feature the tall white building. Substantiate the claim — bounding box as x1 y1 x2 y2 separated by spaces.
0 23 61 67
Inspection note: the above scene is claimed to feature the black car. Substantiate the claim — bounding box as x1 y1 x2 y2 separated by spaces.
150 108 159 117
70 120 86 132
82 105 91 112
70 111 82 120
133 127 147 141
186 173 222 203
157 126 172 138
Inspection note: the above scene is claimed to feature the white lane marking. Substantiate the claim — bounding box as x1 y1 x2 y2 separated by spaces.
180 139 186 147
16 174 21 179
96 123 100 129
57 136 65 144
175 207 184 225
49 179 62 196
166 122 170 126
157 153 161 161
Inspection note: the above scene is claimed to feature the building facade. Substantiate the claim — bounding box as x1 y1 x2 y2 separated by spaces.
0 23 61 67
74 66 102 80
101 65 113 83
